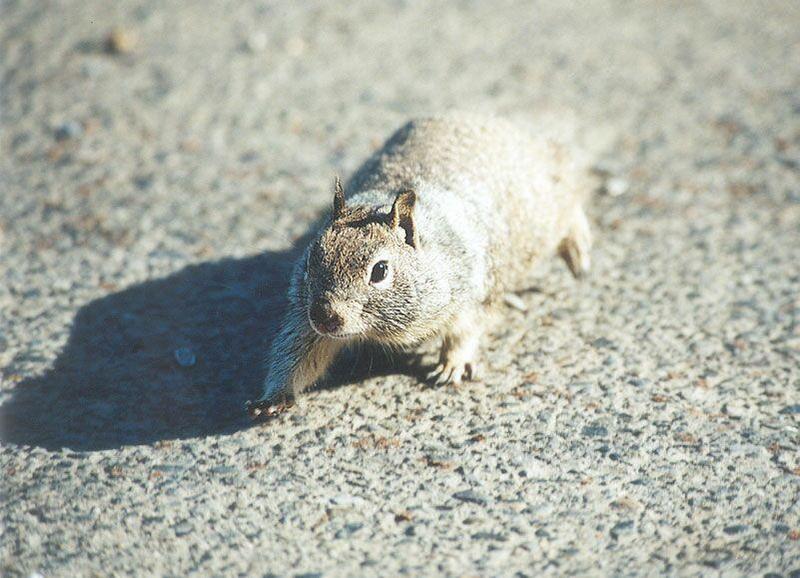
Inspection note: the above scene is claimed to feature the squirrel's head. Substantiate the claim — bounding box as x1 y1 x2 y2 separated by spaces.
301 178 423 343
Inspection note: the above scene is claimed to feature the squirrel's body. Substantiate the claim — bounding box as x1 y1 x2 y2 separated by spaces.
252 113 592 410
349 114 590 301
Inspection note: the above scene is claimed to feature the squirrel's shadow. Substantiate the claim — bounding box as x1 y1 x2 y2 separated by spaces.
0 244 414 452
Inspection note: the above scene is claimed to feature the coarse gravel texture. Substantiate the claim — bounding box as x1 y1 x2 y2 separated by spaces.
1 1 799 576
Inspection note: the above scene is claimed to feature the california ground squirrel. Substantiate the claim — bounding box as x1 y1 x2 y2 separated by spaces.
248 113 591 415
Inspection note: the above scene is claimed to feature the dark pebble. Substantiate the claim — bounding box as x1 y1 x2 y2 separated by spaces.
54 120 83 141
152 464 186 473
133 174 154 190
173 522 192 537
774 524 790 534
472 531 507 541
702 549 733 569
453 489 489 506
582 423 608 438
592 337 615 349
610 520 634 540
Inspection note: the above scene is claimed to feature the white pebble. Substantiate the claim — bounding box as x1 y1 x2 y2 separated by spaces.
503 293 528 312
605 177 630 197
245 32 268 53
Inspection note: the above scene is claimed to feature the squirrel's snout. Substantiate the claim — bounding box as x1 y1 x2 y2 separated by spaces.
309 299 344 335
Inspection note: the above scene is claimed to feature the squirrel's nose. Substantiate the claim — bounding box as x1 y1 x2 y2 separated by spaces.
309 300 344 334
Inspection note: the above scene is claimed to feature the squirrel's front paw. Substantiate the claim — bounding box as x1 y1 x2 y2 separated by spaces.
426 324 483 386
246 380 294 420
246 392 294 420
426 345 481 386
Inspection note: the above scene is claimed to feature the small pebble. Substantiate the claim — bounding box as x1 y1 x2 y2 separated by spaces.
503 293 527 312
173 521 193 537
582 423 608 438
723 401 747 418
330 494 365 507
174 347 196 367
335 522 363 538
105 27 137 54
610 520 635 540
243 31 268 53
605 177 630 197
471 531 507 541
592 337 615 349
723 524 748 535
54 121 83 141
453 490 489 506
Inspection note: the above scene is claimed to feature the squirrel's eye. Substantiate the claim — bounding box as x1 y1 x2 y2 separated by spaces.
370 260 389 284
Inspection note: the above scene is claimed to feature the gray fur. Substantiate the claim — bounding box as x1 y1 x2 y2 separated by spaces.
255 113 592 406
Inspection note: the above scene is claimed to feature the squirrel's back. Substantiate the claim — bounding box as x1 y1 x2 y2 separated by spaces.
348 113 587 299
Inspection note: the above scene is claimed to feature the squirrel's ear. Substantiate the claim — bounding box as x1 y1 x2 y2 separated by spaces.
332 175 345 220
389 189 418 248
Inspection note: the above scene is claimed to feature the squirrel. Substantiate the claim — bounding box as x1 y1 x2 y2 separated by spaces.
248 113 591 416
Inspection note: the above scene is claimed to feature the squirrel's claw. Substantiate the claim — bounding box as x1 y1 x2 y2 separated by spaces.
427 360 479 386
245 392 294 420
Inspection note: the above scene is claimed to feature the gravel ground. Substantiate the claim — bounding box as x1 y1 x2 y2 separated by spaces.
1 1 799 576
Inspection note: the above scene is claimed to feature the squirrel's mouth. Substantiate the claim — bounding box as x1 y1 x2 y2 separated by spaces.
310 327 358 340
308 317 359 340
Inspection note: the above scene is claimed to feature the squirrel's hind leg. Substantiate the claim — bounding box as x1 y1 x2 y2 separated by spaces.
427 306 484 386
558 205 592 278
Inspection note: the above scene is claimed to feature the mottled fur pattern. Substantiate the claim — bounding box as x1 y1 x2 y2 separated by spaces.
256 113 591 405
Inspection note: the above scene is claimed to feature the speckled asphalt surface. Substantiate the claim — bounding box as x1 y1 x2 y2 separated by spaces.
1 1 799 576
